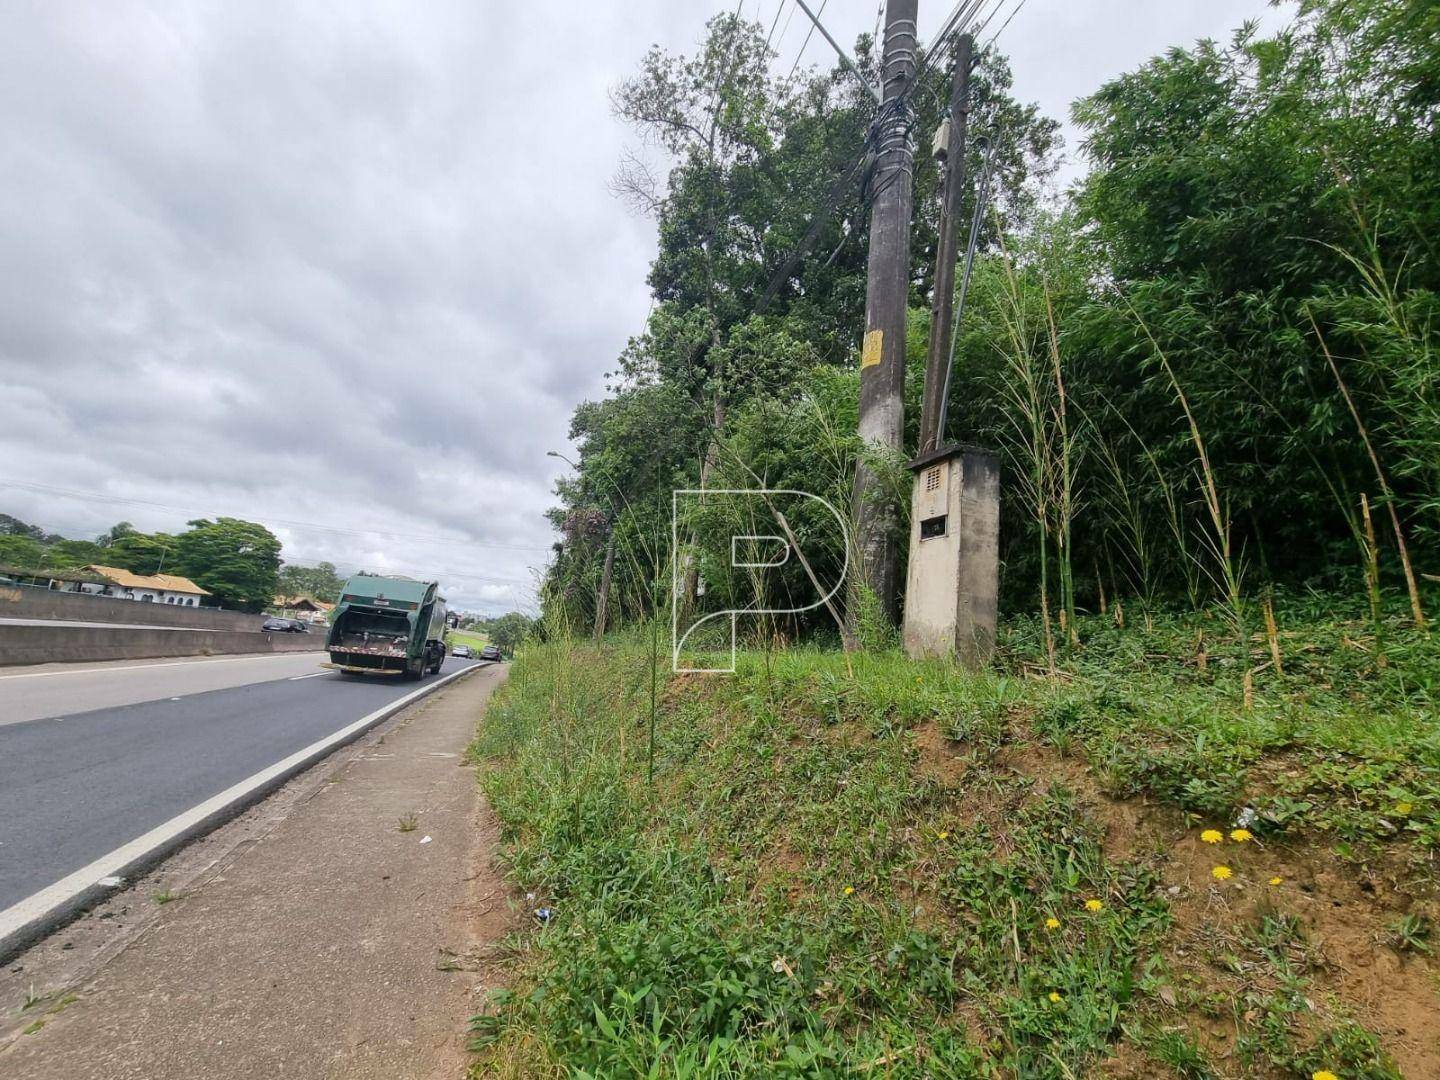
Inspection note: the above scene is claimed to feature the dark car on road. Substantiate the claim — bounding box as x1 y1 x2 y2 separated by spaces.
480 644 502 661
451 644 473 658
262 617 310 633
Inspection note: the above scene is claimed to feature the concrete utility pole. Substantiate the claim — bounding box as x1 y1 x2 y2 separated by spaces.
852 0 919 628
919 32 973 454
901 28 999 671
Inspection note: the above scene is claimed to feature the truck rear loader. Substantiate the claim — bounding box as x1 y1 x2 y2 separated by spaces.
325 573 447 677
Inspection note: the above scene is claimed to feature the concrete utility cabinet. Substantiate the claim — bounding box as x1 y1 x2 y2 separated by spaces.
902 444 999 669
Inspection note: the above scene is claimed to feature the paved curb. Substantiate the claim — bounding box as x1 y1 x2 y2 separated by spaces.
0 661 495 964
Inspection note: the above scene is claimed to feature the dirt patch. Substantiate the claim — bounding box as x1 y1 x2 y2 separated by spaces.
998 735 1171 863
1139 818 1440 1076
1090 1038 1181 1079
974 731 1440 1075
748 840 807 903
913 719 971 787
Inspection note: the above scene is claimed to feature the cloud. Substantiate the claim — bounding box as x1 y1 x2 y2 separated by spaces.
0 0 1293 612
0 0 688 612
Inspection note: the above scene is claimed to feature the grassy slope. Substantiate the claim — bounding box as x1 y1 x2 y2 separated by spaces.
468 604 1440 1079
447 628 491 652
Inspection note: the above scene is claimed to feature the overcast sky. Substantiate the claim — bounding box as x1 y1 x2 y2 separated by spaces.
0 1 1291 613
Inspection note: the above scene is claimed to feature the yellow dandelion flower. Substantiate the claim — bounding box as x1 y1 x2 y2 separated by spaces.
1200 829 1224 844
843 885 854 896
1212 865 1233 881
1312 1071 1339 1080
1396 801 1413 816
1048 991 1062 1003
1084 898 1103 912
1044 917 1061 931
1268 876 1283 886
937 830 950 840
1230 828 1253 843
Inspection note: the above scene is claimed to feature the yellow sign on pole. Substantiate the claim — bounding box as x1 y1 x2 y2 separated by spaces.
860 329 883 370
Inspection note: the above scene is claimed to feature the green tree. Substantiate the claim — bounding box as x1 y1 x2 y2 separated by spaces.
95 521 136 545
0 534 46 569
1064 0 1440 585
45 539 109 568
0 514 52 541
277 561 344 602
104 531 177 575
485 612 533 654
172 518 281 611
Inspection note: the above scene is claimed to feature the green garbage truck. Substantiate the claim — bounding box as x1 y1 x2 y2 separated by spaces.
325 573 448 677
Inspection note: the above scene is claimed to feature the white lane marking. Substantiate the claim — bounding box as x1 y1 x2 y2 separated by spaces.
288 672 331 681
0 653 326 681
0 663 488 947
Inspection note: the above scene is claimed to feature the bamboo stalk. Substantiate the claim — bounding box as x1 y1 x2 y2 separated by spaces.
994 228 1058 675
1361 493 1388 668
1122 293 1245 640
1309 310 1426 631
1043 286 1078 647
1263 596 1284 677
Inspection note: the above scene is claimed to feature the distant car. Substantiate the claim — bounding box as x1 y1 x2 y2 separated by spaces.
262 617 310 633
480 644 502 661
451 644 473 658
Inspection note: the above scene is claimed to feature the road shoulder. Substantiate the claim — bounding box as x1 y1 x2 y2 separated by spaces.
0 663 514 1080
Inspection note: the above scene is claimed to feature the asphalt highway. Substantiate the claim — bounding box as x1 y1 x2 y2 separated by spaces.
0 654 480 916
0 651 331 727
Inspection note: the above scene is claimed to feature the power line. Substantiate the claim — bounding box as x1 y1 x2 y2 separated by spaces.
793 0 880 102
785 0 828 81
715 0 1027 328
716 0 992 330
765 0 787 49
982 0 1030 51
849 0 1021 216
971 0 1010 40
774 0 799 52
0 478 551 553
903 0 988 98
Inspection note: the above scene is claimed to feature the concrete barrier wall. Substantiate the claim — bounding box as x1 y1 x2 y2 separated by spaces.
0 624 324 667
0 584 266 631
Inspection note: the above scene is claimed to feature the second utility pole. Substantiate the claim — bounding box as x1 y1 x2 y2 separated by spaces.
852 0 918 630
919 32 973 453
